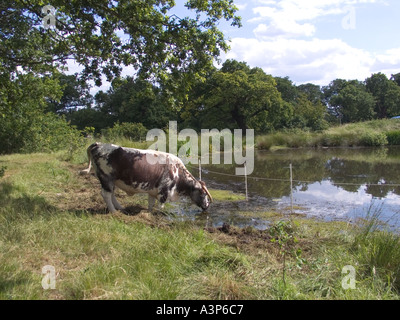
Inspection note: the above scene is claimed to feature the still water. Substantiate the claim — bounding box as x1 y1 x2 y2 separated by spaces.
175 147 400 229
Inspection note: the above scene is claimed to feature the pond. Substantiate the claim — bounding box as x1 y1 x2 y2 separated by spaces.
172 147 400 230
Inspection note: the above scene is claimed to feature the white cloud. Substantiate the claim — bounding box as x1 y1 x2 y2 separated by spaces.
250 0 380 39
223 37 396 85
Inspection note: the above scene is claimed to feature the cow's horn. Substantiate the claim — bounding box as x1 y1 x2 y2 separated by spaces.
202 184 213 203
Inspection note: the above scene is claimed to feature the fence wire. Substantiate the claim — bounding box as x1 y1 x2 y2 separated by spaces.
186 164 400 188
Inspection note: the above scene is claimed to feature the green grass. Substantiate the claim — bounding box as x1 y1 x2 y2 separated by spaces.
257 119 400 150
1 150 400 300
208 189 246 201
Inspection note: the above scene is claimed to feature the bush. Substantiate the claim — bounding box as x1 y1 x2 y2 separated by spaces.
0 166 6 178
386 131 400 145
359 132 388 147
20 113 85 155
101 122 147 142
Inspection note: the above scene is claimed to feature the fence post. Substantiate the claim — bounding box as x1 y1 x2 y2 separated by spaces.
290 163 293 214
244 162 248 201
199 158 202 181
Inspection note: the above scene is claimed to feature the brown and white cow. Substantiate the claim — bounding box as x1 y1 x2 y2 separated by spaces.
82 142 213 213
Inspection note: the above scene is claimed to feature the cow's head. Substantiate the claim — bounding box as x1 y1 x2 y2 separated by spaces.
190 180 213 211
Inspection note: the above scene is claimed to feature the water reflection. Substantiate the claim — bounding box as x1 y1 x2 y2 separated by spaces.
189 147 400 228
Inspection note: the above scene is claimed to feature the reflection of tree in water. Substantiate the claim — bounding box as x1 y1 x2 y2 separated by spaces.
327 157 400 198
200 147 400 200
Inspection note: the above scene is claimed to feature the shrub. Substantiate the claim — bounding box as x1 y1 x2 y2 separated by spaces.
386 131 400 145
101 122 147 141
20 113 85 155
0 166 6 178
359 132 388 147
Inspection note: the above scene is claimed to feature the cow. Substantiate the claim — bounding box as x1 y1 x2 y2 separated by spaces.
81 142 213 213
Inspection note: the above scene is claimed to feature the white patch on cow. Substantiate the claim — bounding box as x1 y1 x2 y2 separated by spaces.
99 143 119 155
168 184 180 202
98 157 113 175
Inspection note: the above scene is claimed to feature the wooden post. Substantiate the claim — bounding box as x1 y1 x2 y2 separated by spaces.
290 163 293 214
198 158 202 181
244 162 248 201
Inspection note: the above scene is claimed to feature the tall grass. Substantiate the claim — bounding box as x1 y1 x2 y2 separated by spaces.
351 204 400 292
257 119 400 149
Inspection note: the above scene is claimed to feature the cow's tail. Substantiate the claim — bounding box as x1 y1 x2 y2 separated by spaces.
79 142 99 175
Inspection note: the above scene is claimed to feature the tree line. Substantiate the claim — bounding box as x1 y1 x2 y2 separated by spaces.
2 1 400 154
56 60 400 134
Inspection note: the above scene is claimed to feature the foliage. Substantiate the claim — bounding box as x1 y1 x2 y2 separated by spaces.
386 131 400 145
0 69 85 154
256 119 400 149
291 94 328 131
268 220 301 286
46 73 93 114
0 71 62 154
0 166 6 178
352 204 400 292
366 73 400 119
101 122 148 142
94 77 174 130
21 112 85 155
323 79 376 124
1 0 241 101
359 132 388 147
182 60 289 132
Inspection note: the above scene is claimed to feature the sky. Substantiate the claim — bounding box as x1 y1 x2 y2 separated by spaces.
67 0 400 93
212 0 400 86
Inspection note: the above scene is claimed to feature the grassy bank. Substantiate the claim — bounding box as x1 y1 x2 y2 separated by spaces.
257 119 400 150
1 151 400 300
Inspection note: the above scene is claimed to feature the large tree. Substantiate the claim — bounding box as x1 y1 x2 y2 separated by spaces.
1 0 241 152
331 81 376 123
183 60 287 132
366 73 400 119
1 0 241 93
94 76 173 130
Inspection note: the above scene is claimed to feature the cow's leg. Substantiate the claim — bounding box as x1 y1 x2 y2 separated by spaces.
98 173 117 213
101 189 117 213
111 192 124 211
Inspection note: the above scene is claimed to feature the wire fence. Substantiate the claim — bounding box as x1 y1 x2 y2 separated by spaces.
187 163 400 188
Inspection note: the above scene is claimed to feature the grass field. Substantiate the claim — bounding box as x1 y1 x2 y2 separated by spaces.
1 149 400 300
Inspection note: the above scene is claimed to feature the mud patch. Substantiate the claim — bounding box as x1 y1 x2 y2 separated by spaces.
205 222 276 254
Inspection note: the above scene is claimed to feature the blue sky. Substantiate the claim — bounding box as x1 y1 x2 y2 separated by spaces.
209 0 400 85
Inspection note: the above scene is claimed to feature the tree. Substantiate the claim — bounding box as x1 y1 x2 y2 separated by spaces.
1 0 241 97
297 83 324 104
391 73 400 87
47 73 93 114
291 94 328 131
185 60 287 133
93 76 173 130
366 73 400 118
0 71 83 154
274 77 298 103
331 81 376 123
323 79 349 123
